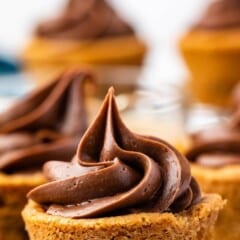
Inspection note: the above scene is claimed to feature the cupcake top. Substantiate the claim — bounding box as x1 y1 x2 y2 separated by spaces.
36 0 134 40
0 69 93 173
28 88 201 219
195 0 240 29
186 108 240 168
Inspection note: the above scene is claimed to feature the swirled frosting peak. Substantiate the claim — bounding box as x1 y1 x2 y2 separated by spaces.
28 88 201 219
195 0 240 29
0 69 93 173
36 0 134 40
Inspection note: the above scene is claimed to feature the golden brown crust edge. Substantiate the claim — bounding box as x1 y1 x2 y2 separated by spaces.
22 35 147 66
191 164 240 240
180 29 240 51
0 172 45 239
0 172 45 206
22 194 224 240
0 207 27 240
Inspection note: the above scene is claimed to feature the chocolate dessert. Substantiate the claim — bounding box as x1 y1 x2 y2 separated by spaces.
22 88 224 240
0 69 93 239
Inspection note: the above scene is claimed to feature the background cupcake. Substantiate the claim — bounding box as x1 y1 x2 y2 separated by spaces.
22 0 147 96
0 69 92 239
186 105 240 239
180 0 240 106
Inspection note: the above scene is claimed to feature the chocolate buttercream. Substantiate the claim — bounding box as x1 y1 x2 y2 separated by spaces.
231 82 240 111
0 69 93 173
195 0 240 29
187 110 240 167
28 88 201 219
36 0 134 40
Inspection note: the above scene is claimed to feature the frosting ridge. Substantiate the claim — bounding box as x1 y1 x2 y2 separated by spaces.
28 88 201 218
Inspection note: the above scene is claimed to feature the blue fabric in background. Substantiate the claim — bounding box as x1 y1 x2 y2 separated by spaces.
0 73 34 97
0 55 34 98
0 71 35 112
0 56 20 74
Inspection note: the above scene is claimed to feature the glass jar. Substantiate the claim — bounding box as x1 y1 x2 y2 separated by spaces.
118 85 188 152
186 103 229 134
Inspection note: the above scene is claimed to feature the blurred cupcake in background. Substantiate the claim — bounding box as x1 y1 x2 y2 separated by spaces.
22 0 147 96
0 69 93 239
186 96 240 239
180 0 240 106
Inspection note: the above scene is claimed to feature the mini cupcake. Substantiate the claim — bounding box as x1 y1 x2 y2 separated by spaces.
180 0 240 106
186 108 240 239
23 88 224 240
22 0 146 95
0 69 92 239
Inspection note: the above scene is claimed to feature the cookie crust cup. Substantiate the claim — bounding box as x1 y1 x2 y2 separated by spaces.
22 36 146 92
180 29 240 106
0 172 45 240
23 35 146 67
23 194 224 240
191 164 240 240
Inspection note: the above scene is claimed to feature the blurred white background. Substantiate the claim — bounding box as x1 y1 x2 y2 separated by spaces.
0 0 208 85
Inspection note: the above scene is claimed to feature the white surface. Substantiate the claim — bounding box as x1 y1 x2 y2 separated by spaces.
0 97 16 113
0 0 208 85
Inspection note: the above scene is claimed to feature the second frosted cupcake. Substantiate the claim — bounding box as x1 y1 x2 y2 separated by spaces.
22 0 147 95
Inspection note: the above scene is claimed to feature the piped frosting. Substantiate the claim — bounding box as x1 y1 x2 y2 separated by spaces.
29 88 201 218
36 0 134 40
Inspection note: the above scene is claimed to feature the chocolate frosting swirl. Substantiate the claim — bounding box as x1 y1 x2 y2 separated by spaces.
186 111 240 167
0 69 93 173
28 88 201 219
36 0 134 40
195 0 240 29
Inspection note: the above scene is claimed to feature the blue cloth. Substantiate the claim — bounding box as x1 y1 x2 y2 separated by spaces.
0 56 20 74
0 73 34 97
